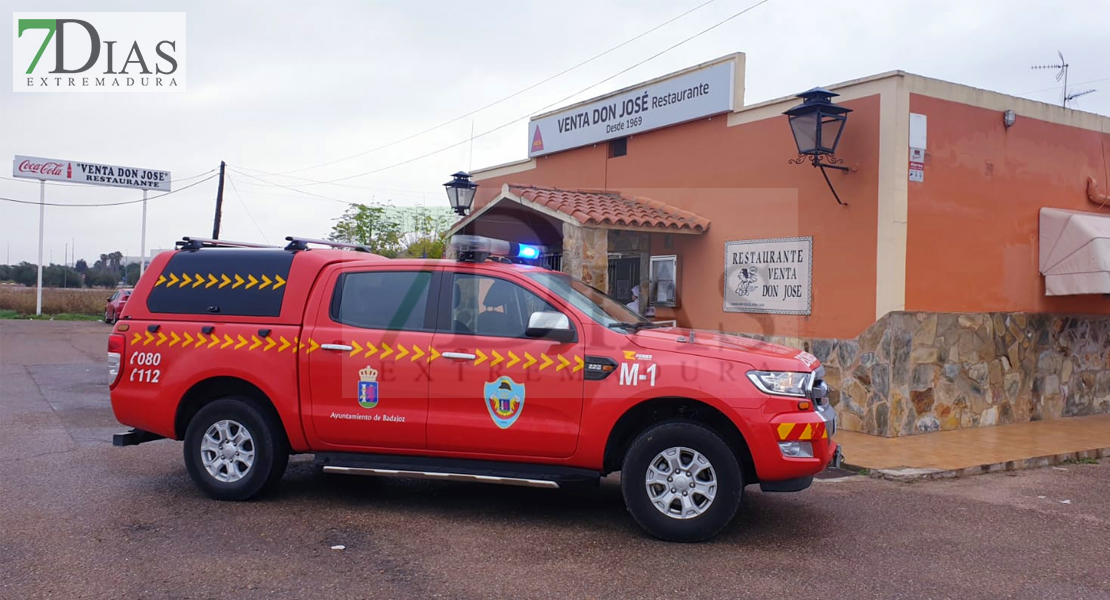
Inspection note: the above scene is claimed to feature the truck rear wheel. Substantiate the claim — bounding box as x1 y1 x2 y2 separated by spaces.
620 421 742 542
183 397 288 501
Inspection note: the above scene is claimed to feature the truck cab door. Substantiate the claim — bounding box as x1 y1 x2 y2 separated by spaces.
303 268 440 451
427 271 585 459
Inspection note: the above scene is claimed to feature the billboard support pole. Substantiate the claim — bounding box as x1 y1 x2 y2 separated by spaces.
140 189 148 278
36 179 44 315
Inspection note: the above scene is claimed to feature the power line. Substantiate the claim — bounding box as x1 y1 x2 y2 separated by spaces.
0 174 218 207
248 0 723 177
297 0 774 186
230 165 438 197
1019 76 1110 96
227 168 359 206
225 172 270 244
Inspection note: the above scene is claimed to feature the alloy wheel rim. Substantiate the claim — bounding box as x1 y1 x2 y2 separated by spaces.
200 419 255 483
644 446 717 519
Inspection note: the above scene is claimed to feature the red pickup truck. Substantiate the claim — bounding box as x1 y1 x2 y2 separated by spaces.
109 235 838 542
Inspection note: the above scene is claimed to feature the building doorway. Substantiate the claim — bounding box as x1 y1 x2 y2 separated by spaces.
608 256 640 304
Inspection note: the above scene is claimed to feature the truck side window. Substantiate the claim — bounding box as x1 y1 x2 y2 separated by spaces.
332 271 433 331
449 274 557 338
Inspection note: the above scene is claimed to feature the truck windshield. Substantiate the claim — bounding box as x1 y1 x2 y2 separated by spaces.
525 271 650 328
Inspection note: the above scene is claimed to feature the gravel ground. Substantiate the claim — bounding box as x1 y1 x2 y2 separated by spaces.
1 320 1108 600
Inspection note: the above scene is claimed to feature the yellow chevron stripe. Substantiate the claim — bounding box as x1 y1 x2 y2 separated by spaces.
557 355 570 371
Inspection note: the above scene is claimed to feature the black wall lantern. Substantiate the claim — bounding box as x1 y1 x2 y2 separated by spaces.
444 171 478 216
784 88 852 205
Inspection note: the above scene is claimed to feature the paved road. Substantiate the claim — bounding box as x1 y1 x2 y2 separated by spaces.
1 320 1108 600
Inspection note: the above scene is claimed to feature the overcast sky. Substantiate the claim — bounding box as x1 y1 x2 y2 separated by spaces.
1 0 1107 265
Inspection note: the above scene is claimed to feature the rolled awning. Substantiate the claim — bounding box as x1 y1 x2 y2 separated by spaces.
1039 207 1110 295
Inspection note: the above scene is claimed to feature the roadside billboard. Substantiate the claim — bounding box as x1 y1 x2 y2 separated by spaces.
13 155 172 190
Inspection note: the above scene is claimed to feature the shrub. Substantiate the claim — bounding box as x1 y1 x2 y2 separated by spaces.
0 287 112 316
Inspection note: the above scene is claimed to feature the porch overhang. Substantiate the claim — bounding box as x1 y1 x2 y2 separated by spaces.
447 184 711 238
1039 207 1110 295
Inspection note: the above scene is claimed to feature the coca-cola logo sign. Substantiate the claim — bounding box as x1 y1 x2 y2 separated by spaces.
12 12 186 93
17 159 71 178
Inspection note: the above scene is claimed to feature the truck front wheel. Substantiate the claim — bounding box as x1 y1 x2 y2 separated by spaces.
620 421 743 542
183 397 288 501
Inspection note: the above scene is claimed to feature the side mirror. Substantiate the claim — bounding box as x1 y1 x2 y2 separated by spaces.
526 311 576 343
107 296 114 302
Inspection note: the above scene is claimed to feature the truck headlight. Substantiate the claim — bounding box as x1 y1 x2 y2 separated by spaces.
747 370 811 398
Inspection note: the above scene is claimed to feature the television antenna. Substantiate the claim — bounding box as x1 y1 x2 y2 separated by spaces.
1064 89 1097 106
1031 51 1097 107
1031 51 1069 106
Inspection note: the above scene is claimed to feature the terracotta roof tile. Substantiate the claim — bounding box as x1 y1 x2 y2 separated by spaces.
507 185 710 233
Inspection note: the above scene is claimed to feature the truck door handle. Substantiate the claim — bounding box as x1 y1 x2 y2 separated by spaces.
442 352 476 360
321 343 353 352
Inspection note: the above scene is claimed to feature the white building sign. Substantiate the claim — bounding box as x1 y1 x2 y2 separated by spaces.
724 237 812 315
13 155 172 190
528 61 735 157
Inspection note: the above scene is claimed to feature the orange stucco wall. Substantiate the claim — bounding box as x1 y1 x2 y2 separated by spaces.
905 94 1110 315
474 95 884 339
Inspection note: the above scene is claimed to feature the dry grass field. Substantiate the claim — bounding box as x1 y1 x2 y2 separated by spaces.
0 287 112 316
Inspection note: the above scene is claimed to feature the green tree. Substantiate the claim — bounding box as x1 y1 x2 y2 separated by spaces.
401 206 455 258
9 262 38 286
42 264 83 288
328 203 406 257
86 270 118 288
75 259 88 274
125 263 140 286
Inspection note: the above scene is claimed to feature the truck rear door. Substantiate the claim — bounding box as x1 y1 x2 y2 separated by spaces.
302 266 441 451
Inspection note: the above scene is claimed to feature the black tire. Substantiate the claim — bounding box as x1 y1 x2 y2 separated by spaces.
104 310 113 324
183 397 289 501
621 421 743 542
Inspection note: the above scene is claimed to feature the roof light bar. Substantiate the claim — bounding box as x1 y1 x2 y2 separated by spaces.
450 235 544 263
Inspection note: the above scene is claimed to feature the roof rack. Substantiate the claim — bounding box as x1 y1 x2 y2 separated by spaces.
177 236 280 251
284 236 374 253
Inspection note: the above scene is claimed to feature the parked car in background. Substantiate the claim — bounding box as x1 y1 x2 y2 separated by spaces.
104 289 132 324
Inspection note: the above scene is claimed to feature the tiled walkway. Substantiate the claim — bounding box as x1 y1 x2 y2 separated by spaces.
836 413 1110 472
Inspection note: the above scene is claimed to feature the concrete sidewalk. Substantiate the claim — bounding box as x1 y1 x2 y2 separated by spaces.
836 413 1110 479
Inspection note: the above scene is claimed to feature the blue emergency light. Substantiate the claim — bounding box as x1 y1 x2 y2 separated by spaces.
450 235 544 263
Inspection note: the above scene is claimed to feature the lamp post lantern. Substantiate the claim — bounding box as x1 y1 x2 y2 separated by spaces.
784 88 852 205
444 171 478 216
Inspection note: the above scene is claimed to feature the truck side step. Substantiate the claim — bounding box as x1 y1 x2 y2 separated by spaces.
315 453 600 489
112 428 165 447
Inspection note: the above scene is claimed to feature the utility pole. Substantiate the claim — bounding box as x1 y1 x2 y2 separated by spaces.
212 160 226 239
139 188 148 277
36 179 44 315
